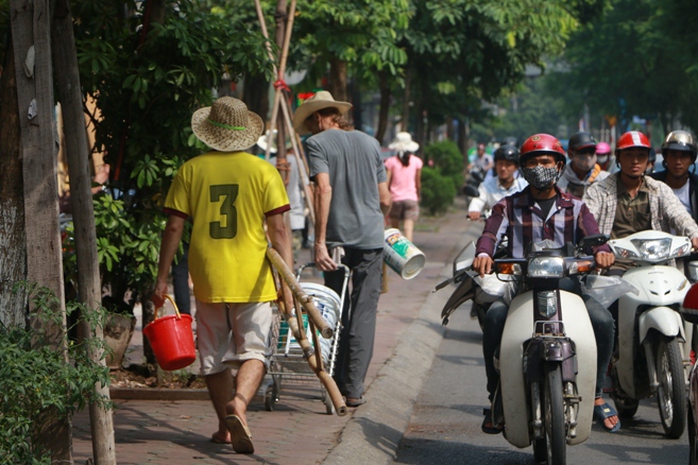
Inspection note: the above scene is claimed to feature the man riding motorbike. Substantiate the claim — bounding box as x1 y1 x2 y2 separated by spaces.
557 131 610 198
583 130 698 274
473 133 618 434
467 144 528 221
650 130 698 276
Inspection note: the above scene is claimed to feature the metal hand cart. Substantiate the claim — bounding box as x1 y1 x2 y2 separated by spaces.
264 263 350 414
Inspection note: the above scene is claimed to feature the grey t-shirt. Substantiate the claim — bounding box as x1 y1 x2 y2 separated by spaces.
307 129 387 249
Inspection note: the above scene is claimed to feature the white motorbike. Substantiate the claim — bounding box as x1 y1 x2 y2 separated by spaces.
607 230 692 439
491 236 605 465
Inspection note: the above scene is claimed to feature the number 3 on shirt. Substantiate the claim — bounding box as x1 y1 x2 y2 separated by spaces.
209 184 239 239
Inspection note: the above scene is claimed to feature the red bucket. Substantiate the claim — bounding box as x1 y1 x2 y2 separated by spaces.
143 295 196 371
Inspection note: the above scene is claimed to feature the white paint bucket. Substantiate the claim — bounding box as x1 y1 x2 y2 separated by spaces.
302 282 341 362
383 228 426 280
280 282 341 362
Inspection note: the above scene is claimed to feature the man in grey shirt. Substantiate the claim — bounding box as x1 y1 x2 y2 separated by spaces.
293 91 391 407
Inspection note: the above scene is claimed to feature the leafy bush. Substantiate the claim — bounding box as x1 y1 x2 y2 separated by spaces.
423 140 465 189
420 167 456 215
0 285 110 464
419 140 464 214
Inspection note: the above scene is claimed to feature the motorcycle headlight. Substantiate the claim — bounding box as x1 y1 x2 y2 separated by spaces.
537 290 558 318
527 256 564 278
631 238 671 260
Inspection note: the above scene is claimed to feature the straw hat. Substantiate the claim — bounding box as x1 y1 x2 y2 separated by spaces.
389 132 419 153
191 97 264 152
292 91 352 135
256 129 278 154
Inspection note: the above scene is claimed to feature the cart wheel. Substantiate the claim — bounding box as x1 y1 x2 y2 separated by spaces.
264 385 276 412
324 394 335 415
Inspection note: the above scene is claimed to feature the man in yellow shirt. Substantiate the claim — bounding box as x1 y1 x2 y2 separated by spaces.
152 97 292 454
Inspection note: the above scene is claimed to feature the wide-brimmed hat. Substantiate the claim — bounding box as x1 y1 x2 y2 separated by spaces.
256 129 278 154
191 97 264 152
292 91 352 135
389 132 419 153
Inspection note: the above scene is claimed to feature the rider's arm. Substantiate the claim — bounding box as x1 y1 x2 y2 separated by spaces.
475 200 509 258
576 203 612 255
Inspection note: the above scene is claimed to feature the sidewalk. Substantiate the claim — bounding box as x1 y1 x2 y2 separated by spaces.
71 197 480 465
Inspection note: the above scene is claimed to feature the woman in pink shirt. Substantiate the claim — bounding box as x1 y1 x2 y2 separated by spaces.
385 132 423 242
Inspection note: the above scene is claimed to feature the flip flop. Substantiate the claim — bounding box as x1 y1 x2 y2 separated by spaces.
481 408 503 435
593 401 621 433
210 433 231 445
225 414 254 454
345 396 366 407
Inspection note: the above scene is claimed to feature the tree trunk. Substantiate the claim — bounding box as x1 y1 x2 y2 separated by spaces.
274 0 288 164
52 0 116 463
329 57 348 103
401 67 412 133
243 74 270 122
350 77 362 133
375 71 390 145
457 119 467 161
137 0 167 369
0 35 28 329
10 0 71 461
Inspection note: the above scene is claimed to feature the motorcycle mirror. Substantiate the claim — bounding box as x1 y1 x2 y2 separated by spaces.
579 234 609 248
462 185 480 197
470 170 485 183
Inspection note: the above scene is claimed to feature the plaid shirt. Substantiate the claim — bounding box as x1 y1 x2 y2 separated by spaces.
476 186 610 258
582 173 698 239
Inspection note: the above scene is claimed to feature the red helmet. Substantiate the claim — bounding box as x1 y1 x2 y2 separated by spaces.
519 134 566 165
615 131 650 154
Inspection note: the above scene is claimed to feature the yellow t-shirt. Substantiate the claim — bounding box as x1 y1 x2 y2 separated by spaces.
164 151 290 303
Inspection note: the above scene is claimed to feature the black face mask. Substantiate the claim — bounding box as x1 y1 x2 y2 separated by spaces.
520 165 560 190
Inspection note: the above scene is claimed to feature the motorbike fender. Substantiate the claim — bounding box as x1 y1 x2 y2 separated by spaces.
440 276 476 325
638 306 686 344
499 290 597 448
524 339 578 384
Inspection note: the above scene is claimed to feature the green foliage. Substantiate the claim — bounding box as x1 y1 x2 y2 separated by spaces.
420 166 456 215
423 140 465 189
552 0 698 134
0 284 110 464
65 0 272 309
292 0 411 88
419 140 463 214
402 0 581 131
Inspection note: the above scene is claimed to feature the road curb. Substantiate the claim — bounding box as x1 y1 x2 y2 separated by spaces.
323 227 479 464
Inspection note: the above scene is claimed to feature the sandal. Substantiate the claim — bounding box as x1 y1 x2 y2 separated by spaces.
593 401 621 433
481 408 503 435
345 396 366 407
225 414 254 454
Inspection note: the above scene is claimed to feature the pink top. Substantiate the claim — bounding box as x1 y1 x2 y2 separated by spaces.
384 155 423 202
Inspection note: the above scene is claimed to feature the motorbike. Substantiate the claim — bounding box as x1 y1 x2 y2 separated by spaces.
607 230 692 439
486 235 606 465
462 165 486 199
436 239 507 330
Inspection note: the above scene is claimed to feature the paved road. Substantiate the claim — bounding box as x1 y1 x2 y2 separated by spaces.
394 281 691 464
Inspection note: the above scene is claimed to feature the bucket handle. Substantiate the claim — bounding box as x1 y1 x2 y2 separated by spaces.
154 294 182 320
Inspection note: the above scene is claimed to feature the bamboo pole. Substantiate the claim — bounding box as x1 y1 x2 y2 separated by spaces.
267 247 332 338
270 264 347 416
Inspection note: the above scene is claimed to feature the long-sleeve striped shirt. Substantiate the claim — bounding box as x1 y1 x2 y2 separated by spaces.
475 186 610 258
